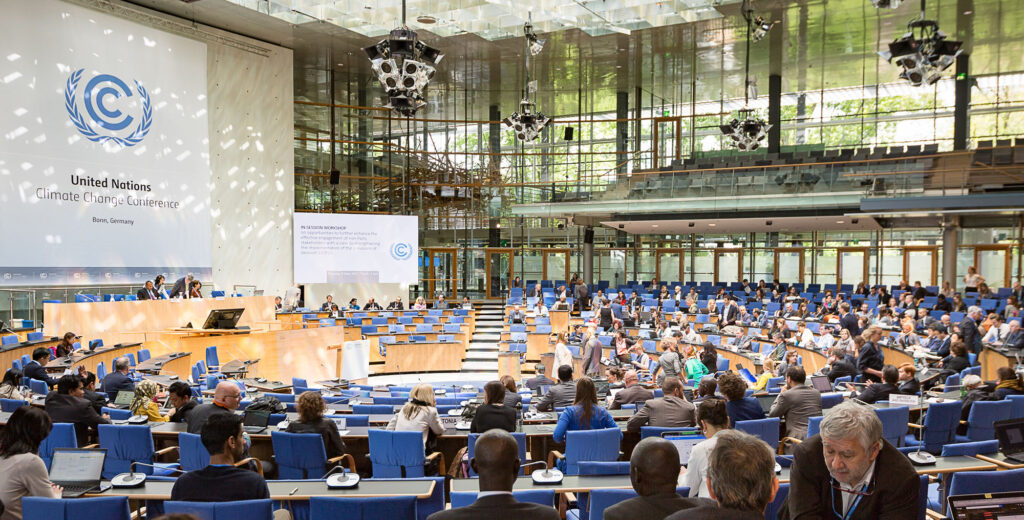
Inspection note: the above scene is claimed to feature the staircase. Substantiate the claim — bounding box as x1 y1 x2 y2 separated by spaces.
461 301 503 374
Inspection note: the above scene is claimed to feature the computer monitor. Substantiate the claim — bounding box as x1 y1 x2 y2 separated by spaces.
202 308 245 330
810 375 833 393
662 434 704 466
995 418 1024 458
113 390 135 407
49 448 106 486
594 378 610 400
242 410 270 427
947 491 1024 520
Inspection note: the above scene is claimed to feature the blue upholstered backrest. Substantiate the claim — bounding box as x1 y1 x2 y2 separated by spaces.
98 424 156 478
563 428 622 475
164 499 273 520
271 431 330 479
368 429 426 478
308 495 416 520
23 496 131 520
178 432 210 472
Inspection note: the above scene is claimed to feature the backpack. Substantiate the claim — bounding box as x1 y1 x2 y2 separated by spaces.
245 395 285 414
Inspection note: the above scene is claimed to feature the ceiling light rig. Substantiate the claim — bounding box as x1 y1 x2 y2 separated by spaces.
362 0 443 117
878 0 962 87
871 0 903 8
503 18 551 142
720 0 772 151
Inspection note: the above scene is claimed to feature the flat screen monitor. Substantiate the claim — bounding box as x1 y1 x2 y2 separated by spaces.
202 308 245 330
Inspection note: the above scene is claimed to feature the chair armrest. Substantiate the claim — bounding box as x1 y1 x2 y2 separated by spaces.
154 446 179 462
425 451 446 476
781 437 803 450
328 454 357 474
959 420 967 425
925 508 947 520
907 422 924 429
82 444 99 449
547 450 564 471
235 457 264 477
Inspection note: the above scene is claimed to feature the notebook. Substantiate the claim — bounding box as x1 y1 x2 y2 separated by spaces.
947 491 1024 519
242 409 270 434
49 448 107 498
995 418 1024 463
662 434 704 466
113 390 135 407
810 375 833 393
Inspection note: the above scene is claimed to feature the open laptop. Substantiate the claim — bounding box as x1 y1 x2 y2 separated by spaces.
112 390 135 408
810 375 833 393
995 418 1024 463
242 410 270 434
49 448 108 498
947 491 1024 519
662 433 704 466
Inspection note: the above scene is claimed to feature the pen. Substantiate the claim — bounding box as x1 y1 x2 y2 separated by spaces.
289 487 298 495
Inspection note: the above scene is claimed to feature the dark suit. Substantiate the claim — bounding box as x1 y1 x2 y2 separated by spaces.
897 378 920 395
1003 330 1024 350
780 435 919 520
604 493 715 520
137 287 158 300
857 342 884 383
825 358 857 383
720 304 739 326
320 302 334 311
185 402 235 434
768 385 823 441
83 388 107 415
854 382 898 404
609 384 654 410
100 371 134 401
961 316 982 354
524 375 555 391
45 392 110 446
426 494 559 520
536 381 576 411
840 312 860 337
168 276 190 298
931 337 951 358
626 395 696 432
22 361 57 387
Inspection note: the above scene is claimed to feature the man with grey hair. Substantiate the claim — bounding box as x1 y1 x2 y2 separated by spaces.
524 363 555 391
609 369 653 410
667 430 778 519
100 356 134 400
961 305 983 354
780 400 918 519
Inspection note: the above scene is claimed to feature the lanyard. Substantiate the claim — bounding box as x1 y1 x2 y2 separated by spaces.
830 474 874 520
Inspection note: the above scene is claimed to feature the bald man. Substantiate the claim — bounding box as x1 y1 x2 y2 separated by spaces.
604 437 714 520
609 369 654 410
185 381 243 435
426 430 559 520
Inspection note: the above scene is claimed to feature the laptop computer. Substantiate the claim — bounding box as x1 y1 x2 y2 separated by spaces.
995 418 1024 463
49 448 108 498
112 390 135 408
662 434 704 466
947 491 1024 519
242 410 270 434
810 375 833 393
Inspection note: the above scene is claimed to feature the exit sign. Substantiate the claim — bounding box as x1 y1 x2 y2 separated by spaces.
663 110 670 116
956 72 967 80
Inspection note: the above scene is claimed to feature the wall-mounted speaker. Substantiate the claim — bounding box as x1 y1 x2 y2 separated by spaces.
329 169 340 185
584 228 595 244
564 127 574 141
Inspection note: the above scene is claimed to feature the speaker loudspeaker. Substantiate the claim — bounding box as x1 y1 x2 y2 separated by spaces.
564 127 574 141
329 169 340 185
584 228 594 244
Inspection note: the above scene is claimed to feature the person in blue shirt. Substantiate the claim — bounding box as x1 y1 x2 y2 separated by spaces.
552 377 621 444
717 371 765 426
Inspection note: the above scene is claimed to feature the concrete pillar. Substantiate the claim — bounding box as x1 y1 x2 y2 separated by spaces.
583 228 595 286
943 216 959 289
616 91 629 179
953 54 971 151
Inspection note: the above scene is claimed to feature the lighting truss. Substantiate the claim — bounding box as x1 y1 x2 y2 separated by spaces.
720 109 772 151
751 16 774 41
363 17 443 116
870 0 903 8
504 19 551 142
879 19 962 87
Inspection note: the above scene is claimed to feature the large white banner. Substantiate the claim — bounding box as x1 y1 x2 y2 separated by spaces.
293 213 418 284
0 0 211 286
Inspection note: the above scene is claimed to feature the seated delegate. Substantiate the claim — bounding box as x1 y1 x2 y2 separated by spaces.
552 377 620 445
0 406 61 520
170 413 269 502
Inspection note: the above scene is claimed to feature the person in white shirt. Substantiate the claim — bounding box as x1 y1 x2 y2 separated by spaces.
553 333 573 372
385 383 444 448
680 324 701 344
983 315 1009 344
685 398 729 498
789 321 815 348
816 324 837 352
532 300 549 317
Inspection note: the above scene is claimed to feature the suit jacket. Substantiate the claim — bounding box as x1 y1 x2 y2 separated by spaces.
626 395 696 432
83 388 107 415
840 313 860 337
320 302 333 311
23 361 57 387
1003 330 1024 350
768 385 823 440
168 277 189 298
961 316 982 354
854 382 898 404
100 372 135 400
721 304 739 325
667 505 760 520
605 493 716 520
610 384 654 410
45 392 110 446
525 375 555 390
137 287 158 300
897 378 920 395
932 337 951 358
426 494 559 520
780 435 919 520
536 382 576 411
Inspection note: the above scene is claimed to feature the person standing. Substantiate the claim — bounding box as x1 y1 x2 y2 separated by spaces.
961 306 984 354
580 327 602 377
652 339 682 385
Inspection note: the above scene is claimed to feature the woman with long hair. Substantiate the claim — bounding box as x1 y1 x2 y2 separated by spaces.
551 377 619 445
54 332 77 358
470 381 515 433
553 332 574 374
0 369 24 400
858 326 885 382
0 406 60 519
385 383 444 450
994 366 1024 400
286 391 347 459
500 375 521 408
699 341 719 375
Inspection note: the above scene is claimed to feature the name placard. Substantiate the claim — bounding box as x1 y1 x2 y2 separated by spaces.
888 393 918 406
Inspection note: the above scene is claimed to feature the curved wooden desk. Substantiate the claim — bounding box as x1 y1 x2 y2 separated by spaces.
45 342 142 376
0 337 59 373
980 346 1016 380
881 344 915 369
382 341 464 374
135 352 191 379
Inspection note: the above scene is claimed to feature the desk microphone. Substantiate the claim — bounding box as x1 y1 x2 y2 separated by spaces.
112 462 186 488
520 460 563 484
321 464 360 488
908 391 936 465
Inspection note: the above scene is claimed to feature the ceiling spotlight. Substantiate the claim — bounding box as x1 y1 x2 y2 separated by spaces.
879 19 962 87
752 16 774 41
503 99 551 141
719 109 772 151
870 0 903 8
524 21 546 56
363 23 444 117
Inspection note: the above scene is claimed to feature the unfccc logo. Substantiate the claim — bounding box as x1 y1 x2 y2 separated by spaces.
390 242 412 261
65 69 152 147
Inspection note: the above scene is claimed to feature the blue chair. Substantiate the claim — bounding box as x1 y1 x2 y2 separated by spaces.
945 469 1024 517
736 418 781 452
874 406 910 447
956 400 1012 442
368 430 444 478
1008 395 1024 418
164 499 273 520
205 346 219 373
550 428 622 475
310 496 416 520
319 318 336 327
353 404 394 415
832 375 852 390
178 433 210 472
1 335 18 346
345 415 370 427
764 482 790 520
23 496 131 520
27 331 43 341
0 398 28 412
271 431 355 478
97 424 180 479
576 461 631 475
467 432 527 477
806 416 824 438
101 407 132 420
451 490 555 509
941 439 999 456
29 378 49 394
293 377 308 389
820 392 844 409
136 349 151 363
904 401 960 454
716 357 730 372
39 423 78 470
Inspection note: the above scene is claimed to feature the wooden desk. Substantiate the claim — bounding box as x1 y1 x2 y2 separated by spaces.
44 343 142 376
0 338 59 373
135 352 191 379
550 310 570 334
89 478 435 500
382 341 464 374
974 452 1024 470
716 347 763 374
980 346 1016 381
498 352 522 381
45 296 276 346
881 344 915 369
526 333 551 362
